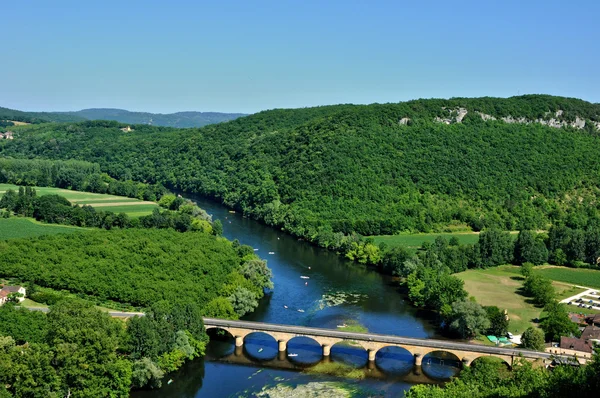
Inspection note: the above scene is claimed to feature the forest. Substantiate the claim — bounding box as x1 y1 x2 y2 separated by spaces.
0 228 271 315
0 298 211 396
2 95 600 249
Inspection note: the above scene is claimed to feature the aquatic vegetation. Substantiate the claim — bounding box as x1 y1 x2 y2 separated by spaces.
318 291 368 310
255 381 366 397
303 362 366 380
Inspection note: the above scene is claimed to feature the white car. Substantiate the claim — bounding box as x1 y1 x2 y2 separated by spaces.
507 332 514 339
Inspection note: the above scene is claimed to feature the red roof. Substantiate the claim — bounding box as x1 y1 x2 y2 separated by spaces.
560 337 593 353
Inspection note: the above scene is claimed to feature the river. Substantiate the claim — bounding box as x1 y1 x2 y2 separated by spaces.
131 195 460 397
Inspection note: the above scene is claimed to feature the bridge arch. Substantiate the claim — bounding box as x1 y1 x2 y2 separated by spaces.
330 340 369 368
286 336 322 365
374 345 414 375
243 332 279 361
421 350 462 380
469 355 512 371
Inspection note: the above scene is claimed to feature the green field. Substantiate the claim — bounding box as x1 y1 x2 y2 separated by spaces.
0 183 158 217
535 266 600 290
456 265 598 334
0 218 85 240
372 232 481 251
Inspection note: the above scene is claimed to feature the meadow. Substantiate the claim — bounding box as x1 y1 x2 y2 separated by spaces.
0 218 85 240
534 266 600 290
0 183 158 217
456 265 598 334
372 232 481 252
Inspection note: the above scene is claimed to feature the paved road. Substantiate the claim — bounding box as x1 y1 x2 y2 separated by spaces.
23 306 144 318
203 318 562 362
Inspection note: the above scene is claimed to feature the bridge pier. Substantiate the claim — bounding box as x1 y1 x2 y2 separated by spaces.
278 340 287 352
368 349 376 362
414 353 422 366
462 358 472 368
235 336 244 347
235 345 243 357
322 344 331 357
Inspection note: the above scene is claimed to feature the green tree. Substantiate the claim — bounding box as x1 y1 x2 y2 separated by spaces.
131 358 164 389
539 301 580 342
473 230 514 268
484 306 509 337
448 300 491 339
521 327 546 351
513 230 548 265
46 300 132 397
228 287 258 317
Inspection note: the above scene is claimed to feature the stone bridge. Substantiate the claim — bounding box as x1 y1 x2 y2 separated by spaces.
204 318 587 367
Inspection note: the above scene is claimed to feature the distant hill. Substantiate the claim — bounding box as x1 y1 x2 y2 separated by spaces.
64 108 247 128
1 106 247 128
0 106 85 124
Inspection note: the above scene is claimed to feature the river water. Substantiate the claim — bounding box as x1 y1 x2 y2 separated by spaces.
131 195 459 397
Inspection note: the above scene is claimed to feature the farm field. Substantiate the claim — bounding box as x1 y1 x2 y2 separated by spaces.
0 183 158 217
534 266 600 290
455 265 598 334
0 218 85 240
372 232 481 252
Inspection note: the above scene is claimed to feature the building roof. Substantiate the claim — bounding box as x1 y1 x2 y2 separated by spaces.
0 285 24 293
586 313 600 325
580 325 600 341
560 337 593 353
569 313 586 324
0 290 9 299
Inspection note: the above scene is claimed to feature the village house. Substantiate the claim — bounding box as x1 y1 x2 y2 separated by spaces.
120 126 133 132
0 285 26 306
585 313 600 327
0 131 15 139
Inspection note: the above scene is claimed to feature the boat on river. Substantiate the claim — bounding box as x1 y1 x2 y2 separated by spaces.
300 276 309 279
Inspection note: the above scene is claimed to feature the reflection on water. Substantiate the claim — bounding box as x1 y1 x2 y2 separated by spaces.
131 193 459 397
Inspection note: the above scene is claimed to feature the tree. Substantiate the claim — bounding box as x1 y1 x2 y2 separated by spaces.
448 299 491 339
521 327 546 351
523 274 555 307
240 259 274 290
474 230 514 268
228 287 258 317
381 246 410 275
131 358 164 389
513 230 548 265
46 300 132 397
539 301 580 342
520 262 534 278
485 306 509 337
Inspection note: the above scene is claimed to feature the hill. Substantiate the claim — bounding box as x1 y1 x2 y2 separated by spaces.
2 95 600 247
64 108 247 128
0 106 85 125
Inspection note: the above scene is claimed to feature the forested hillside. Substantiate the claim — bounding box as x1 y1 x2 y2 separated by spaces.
0 106 85 124
2 95 600 245
65 108 247 128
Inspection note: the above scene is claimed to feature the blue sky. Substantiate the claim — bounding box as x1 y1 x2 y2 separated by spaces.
2 0 598 113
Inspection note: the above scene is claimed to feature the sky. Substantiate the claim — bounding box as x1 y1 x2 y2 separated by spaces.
1 0 599 114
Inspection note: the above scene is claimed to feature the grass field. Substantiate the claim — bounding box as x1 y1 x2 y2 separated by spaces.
534 266 600 290
456 265 599 334
372 232 481 252
372 231 521 252
0 218 85 240
0 183 158 217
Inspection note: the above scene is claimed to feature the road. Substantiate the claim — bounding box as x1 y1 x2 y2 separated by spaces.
23 306 144 318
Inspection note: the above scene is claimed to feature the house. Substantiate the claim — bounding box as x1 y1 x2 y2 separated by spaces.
546 337 594 361
0 131 15 139
0 285 26 305
560 336 593 353
580 325 600 344
120 126 133 132
585 313 600 327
